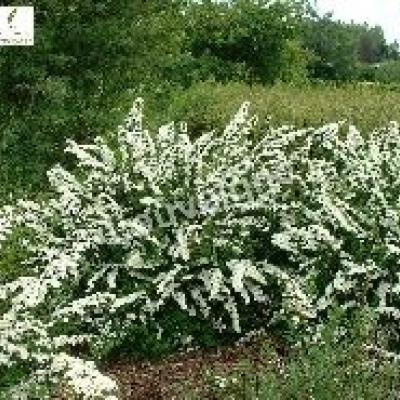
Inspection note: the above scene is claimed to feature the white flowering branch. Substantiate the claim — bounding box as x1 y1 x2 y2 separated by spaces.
1 99 400 397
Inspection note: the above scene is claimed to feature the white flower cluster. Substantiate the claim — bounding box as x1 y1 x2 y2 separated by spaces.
52 353 118 400
1 98 400 397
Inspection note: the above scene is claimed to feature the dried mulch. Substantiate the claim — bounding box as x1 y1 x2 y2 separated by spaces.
102 334 283 400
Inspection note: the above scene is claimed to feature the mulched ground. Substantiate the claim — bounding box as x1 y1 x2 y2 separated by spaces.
102 334 284 399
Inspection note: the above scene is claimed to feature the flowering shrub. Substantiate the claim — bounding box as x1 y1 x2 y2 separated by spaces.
1 98 400 397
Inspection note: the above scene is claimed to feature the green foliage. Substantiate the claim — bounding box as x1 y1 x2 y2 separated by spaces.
163 80 400 135
185 309 400 400
4 88 400 396
97 304 241 363
3 1 400 397
302 15 359 81
184 0 310 84
278 39 311 84
0 0 309 200
0 363 53 400
357 26 387 63
2 0 400 204
373 61 400 84
301 13 398 81
0 0 187 200
0 227 33 284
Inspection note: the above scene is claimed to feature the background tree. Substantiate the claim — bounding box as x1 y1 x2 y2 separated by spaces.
386 40 400 61
301 14 359 81
183 0 311 84
1 0 399 203
0 0 187 201
357 25 387 63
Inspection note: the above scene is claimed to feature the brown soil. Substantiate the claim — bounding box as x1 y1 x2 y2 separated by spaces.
102 334 280 400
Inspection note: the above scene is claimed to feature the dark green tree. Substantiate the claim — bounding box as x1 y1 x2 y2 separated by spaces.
357 25 387 63
0 0 187 200
183 0 311 84
302 14 359 81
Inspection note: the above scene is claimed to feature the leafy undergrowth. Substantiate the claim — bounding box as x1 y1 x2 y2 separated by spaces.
180 311 400 400
56 311 400 399
160 80 400 136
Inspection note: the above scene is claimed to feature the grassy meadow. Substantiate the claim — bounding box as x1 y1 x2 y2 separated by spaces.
154 81 400 135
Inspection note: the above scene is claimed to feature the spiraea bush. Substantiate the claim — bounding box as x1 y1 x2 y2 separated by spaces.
1 98 400 397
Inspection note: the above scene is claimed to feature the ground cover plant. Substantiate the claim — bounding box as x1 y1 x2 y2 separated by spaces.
2 97 400 398
160 80 400 136
183 309 400 400
374 60 400 83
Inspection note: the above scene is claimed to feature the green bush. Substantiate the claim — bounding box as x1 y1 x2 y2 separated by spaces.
0 0 187 201
184 0 310 85
374 61 400 83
